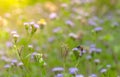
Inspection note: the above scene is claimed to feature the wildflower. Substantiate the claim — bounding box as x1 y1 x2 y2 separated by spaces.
49 12 57 19
69 33 78 40
76 74 84 77
1 56 11 62
95 48 102 54
37 19 47 29
30 22 39 35
72 48 80 59
53 27 62 33
86 55 92 61
24 22 29 30
17 62 23 67
88 19 97 26
28 44 33 50
55 73 64 77
89 74 97 77
69 67 78 74
106 64 111 68
52 67 64 72
11 59 18 66
93 27 103 32
48 37 55 42
100 68 107 74
4 64 11 69
6 41 13 48
94 59 100 65
65 20 75 27
11 30 17 35
13 33 19 43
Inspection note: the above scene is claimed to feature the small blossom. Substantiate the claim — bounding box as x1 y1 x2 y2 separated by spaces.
48 37 55 42
6 41 13 48
24 22 29 30
52 67 64 72
69 33 77 39
106 64 111 68
17 62 23 67
4 64 11 68
34 24 39 29
95 48 102 53
65 20 75 27
55 74 64 77
11 30 17 35
28 44 33 49
11 59 18 66
37 19 47 29
53 27 62 33
76 74 84 77
94 59 100 65
93 27 103 32
13 34 19 43
69 67 78 74
100 68 107 73
49 12 57 19
1 56 11 62
86 55 92 61
89 74 97 77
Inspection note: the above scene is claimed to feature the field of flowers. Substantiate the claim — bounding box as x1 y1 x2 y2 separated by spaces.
0 0 120 77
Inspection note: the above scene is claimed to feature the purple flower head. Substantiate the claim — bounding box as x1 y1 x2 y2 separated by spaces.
76 74 84 77
89 74 97 77
17 62 23 66
6 41 13 48
65 20 75 27
52 67 64 72
100 68 107 73
4 64 11 68
49 12 57 19
93 27 103 32
55 74 64 77
86 55 92 60
88 19 97 26
48 37 55 43
11 59 18 63
11 59 18 66
95 48 102 53
53 27 62 33
34 24 39 29
69 67 78 74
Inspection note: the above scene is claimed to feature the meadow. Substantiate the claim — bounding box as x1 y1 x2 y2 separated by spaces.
0 0 120 77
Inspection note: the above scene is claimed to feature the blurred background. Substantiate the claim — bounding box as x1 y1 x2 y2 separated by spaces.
0 0 120 77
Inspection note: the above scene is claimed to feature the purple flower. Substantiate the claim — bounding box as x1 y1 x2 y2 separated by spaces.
53 27 62 33
4 64 11 68
55 74 64 77
75 74 84 77
88 19 97 26
11 59 18 66
17 62 23 66
95 48 102 53
65 20 75 27
89 74 97 77
93 27 103 32
52 67 64 72
100 68 107 73
69 67 78 74
49 12 57 19
48 37 55 42
6 41 13 48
